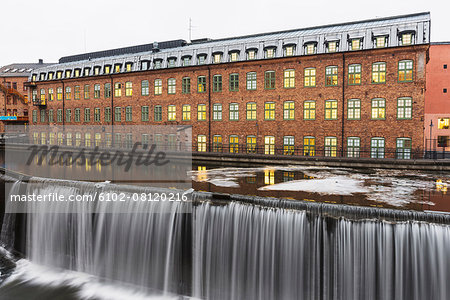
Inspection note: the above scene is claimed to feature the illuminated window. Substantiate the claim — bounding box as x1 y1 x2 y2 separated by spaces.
213 53 222 63
183 104 192 122
246 102 256 120
114 64 121 73
264 136 275 155
84 85 90 99
283 136 295 155
213 135 223 152
124 82 132 96
168 105 176 121
197 104 206 121
264 71 275 89
347 137 360 158
264 169 275 184
396 138 412 159
213 103 222 121
229 73 239 91
305 43 316 55
398 60 413 82
325 100 338 120
372 62 386 83
230 52 239 62
213 75 222 92
65 87 71 100
114 83 121 97
265 48 275 58
325 137 337 157
141 80 149 96
85 133 91 147
65 70 71 78
94 67 100 75
246 72 256 90
304 68 316 87
303 101 316 120
348 64 361 85
182 77 190 94
284 45 295 56
283 69 295 88
371 98 386 120
397 97 412 119
94 84 100 98
168 78 176 94
347 99 361 120
48 72 54 80
350 39 361 50
438 118 450 129
229 135 239 153
283 101 294 120
325 66 338 86
229 103 239 121
247 50 256 60
104 66 111 74
154 79 162 95
303 136 316 156
327 41 337 53
264 102 275 120
246 136 256 153
197 76 206 93
48 88 54 101
197 135 207 152
56 71 62 79
84 68 90 76
375 36 387 48
401 33 413 45
371 138 385 158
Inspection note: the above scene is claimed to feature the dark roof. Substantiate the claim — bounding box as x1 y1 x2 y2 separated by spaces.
0 62 55 77
59 39 187 63
431 42 450 45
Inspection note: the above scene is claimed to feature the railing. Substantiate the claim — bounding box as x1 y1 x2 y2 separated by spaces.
192 144 425 160
32 97 46 106
424 139 450 159
0 83 28 103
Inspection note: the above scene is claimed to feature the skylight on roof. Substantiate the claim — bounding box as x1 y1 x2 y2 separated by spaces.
19 68 26 72
3 68 10 72
26 68 33 72
11 69 17 72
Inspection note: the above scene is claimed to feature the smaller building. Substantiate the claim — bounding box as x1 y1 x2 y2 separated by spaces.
425 43 450 157
0 60 54 132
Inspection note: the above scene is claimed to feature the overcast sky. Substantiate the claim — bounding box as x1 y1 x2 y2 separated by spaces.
1 0 449 67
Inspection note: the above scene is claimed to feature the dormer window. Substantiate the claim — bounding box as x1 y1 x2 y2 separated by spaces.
350 38 362 51
84 68 90 76
247 49 257 60
284 45 295 57
32 74 37 82
168 58 176 68
56 71 62 79
94 66 100 75
141 61 149 70
265 48 276 58
104 65 111 74
39 73 45 81
229 52 239 62
304 43 317 55
182 56 191 66
198 54 207 65
154 59 162 69
327 41 338 53
213 53 222 63
74 69 80 77
65 70 71 78
114 64 121 73
48 72 54 80
374 36 387 48
401 33 413 46
125 63 133 72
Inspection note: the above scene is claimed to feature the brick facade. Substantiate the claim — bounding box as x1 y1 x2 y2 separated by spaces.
29 45 428 158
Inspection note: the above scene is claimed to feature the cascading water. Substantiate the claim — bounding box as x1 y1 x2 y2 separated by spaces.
1 176 450 300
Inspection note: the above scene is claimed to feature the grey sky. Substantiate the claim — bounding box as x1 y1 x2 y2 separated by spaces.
1 0 448 67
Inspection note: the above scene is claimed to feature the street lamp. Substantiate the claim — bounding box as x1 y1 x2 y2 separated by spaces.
429 120 434 158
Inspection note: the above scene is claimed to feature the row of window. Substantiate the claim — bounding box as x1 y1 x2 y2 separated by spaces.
34 60 415 101
32 97 413 123
33 33 416 81
196 135 413 159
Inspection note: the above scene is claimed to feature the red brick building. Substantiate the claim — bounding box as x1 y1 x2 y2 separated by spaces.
28 12 431 159
0 60 53 132
424 43 450 155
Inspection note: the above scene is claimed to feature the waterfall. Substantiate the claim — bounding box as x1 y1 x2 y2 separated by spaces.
1 176 450 299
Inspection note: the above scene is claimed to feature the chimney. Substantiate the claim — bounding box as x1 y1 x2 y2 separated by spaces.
38 59 43 64
152 41 159 53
